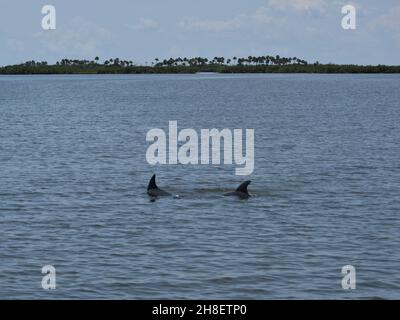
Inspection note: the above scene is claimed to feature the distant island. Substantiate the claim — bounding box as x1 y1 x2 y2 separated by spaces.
1 55 400 74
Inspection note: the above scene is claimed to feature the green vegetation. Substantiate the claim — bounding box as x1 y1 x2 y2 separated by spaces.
1 56 400 74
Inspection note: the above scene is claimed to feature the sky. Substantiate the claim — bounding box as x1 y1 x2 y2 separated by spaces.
1 0 400 66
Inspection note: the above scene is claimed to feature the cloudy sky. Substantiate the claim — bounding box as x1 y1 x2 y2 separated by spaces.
1 0 400 65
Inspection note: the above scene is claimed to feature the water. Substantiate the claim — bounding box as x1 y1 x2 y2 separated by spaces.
0 74 399 299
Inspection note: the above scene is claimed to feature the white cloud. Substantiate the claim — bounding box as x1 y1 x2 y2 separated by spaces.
253 6 275 23
267 0 326 12
177 7 278 32
178 16 245 32
127 18 159 31
372 5 400 30
33 17 111 56
7 39 25 52
370 5 400 48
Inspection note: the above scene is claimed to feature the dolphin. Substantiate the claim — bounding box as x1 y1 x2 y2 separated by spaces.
224 181 251 199
147 174 171 197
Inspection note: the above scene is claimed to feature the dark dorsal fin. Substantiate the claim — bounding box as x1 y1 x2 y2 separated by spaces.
147 174 158 190
236 181 251 194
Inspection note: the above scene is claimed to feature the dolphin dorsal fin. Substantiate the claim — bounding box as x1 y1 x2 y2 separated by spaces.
148 174 158 190
236 181 251 194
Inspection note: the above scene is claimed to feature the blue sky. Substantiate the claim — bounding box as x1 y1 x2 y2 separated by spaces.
1 0 400 65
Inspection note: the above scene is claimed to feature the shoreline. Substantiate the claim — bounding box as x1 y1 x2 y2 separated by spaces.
1 64 400 75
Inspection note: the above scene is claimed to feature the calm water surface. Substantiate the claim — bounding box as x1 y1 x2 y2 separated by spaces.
0 74 399 299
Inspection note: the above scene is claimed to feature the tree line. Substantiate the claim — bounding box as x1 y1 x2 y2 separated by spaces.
16 55 309 68
154 55 308 67
1 56 400 74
